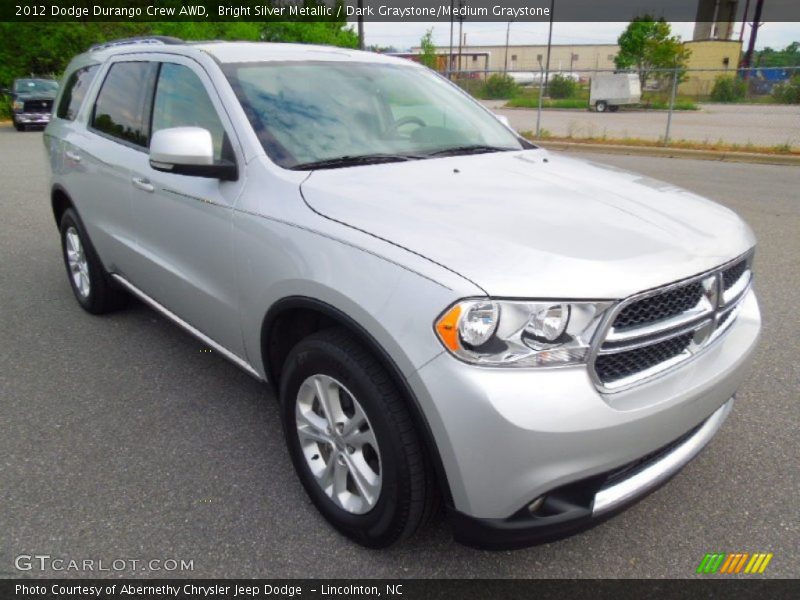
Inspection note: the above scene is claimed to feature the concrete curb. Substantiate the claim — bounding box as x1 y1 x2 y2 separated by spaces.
537 140 800 166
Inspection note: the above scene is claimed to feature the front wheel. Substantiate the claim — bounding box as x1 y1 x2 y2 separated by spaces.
13 120 25 131
595 100 608 112
280 327 437 548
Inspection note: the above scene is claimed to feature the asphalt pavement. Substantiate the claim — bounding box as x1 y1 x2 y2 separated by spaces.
1 125 798 578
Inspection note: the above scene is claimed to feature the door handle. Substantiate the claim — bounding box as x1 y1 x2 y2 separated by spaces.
65 150 81 163
131 176 155 193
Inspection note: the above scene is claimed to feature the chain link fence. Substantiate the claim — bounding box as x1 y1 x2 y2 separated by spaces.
446 66 800 151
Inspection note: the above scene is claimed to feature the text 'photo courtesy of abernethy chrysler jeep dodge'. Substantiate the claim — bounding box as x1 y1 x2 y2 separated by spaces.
43 36 760 550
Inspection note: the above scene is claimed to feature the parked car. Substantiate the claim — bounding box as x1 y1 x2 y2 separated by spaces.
5 77 59 130
44 38 760 549
590 73 642 112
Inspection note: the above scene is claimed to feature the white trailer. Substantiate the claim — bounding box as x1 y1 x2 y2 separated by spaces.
589 73 641 112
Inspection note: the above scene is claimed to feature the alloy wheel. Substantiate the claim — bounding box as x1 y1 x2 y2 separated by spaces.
65 227 90 298
295 374 382 514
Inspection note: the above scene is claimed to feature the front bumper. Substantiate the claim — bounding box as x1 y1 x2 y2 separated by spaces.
450 398 733 549
408 290 760 547
14 112 51 124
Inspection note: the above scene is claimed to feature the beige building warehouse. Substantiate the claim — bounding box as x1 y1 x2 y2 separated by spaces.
411 39 742 96
419 43 620 73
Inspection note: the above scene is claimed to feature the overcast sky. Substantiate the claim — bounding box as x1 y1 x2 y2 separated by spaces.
362 21 799 51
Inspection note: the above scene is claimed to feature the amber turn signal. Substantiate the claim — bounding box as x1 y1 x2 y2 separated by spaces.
435 304 462 352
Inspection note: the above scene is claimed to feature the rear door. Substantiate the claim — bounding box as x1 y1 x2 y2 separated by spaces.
75 60 159 273
126 56 246 356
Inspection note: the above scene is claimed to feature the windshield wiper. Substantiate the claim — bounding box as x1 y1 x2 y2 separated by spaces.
424 145 515 158
290 153 420 171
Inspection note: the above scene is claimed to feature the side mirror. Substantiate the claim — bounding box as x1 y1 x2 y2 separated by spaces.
149 127 237 181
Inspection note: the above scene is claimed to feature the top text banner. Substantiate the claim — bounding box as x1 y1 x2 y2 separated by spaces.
4 0 800 22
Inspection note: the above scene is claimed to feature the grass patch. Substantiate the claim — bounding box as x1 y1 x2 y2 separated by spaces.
505 90 698 111
506 96 588 109
524 134 799 156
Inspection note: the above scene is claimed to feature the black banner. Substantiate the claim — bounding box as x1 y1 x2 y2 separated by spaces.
3 0 800 23
3 579 800 600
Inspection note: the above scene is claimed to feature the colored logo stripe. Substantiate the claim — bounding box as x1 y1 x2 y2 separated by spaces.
697 553 773 574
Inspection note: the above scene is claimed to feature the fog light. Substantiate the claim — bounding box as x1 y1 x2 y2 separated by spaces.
527 496 545 514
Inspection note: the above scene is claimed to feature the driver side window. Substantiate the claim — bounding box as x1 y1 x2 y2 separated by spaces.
151 63 230 162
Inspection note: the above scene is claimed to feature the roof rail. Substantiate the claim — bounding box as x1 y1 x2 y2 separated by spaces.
89 36 184 52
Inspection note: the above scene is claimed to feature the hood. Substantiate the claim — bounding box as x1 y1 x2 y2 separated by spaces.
300 150 754 299
14 91 57 101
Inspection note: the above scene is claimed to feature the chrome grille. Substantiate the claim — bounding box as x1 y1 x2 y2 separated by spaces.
591 251 753 392
614 282 704 330
722 258 747 291
22 99 53 113
595 332 694 384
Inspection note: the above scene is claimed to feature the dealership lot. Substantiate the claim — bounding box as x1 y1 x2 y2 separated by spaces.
1 125 797 578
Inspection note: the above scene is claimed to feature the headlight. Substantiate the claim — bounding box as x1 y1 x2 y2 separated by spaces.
12 100 24 112
435 299 613 367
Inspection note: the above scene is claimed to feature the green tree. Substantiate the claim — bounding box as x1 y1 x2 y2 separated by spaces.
0 16 357 89
756 42 800 67
418 28 437 70
615 16 691 89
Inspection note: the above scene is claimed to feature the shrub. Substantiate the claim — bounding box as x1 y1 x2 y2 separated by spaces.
710 76 746 102
481 74 519 99
772 75 800 104
548 74 579 99
453 77 484 98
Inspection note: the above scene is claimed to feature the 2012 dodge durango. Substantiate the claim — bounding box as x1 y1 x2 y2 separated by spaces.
43 37 761 549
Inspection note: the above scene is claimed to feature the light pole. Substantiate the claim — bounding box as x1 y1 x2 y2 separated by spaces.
448 0 454 77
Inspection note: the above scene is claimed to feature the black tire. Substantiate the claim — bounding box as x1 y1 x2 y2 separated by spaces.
59 208 125 314
595 100 608 113
280 327 437 548
609 105 620 113
13 120 25 132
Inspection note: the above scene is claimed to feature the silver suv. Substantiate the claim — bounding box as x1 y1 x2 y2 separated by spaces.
44 38 761 549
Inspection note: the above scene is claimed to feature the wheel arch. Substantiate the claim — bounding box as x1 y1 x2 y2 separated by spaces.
261 295 454 507
51 184 74 228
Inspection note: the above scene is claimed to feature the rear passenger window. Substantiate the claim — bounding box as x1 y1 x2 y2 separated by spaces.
57 65 99 121
151 63 229 162
91 62 158 147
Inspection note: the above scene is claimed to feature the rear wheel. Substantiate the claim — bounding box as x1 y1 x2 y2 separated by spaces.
595 100 608 113
609 105 620 113
59 208 125 314
280 327 437 548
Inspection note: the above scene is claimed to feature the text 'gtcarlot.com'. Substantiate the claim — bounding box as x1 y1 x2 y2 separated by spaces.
14 554 194 572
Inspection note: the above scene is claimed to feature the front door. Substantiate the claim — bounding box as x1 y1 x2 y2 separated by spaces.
127 57 246 357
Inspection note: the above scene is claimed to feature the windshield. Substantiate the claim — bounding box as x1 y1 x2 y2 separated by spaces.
223 61 527 169
14 79 59 94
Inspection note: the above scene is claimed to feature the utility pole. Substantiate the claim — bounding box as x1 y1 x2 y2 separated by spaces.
448 0 454 77
741 0 764 78
457 4 464 75
739 0 752 42
357 0 364 50
504 20 513 73
544 0 555 94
